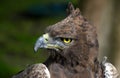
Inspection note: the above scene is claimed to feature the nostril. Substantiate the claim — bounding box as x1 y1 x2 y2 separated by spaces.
45 38 48 41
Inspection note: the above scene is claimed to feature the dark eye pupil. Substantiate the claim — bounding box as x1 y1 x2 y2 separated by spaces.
60 38 71 41
65 38 69 41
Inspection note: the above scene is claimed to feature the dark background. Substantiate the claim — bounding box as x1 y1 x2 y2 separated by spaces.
0 0 120 77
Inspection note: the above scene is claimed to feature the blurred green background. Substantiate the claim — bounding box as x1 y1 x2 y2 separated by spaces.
0 0 120 77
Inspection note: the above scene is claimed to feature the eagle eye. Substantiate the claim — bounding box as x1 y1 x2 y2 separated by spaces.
61 38 72 44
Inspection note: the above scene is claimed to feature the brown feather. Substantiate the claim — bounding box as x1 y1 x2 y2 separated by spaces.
44 3 103 78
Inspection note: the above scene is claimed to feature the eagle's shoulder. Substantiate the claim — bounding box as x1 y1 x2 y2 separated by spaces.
102 57 119 78
12 63 50 78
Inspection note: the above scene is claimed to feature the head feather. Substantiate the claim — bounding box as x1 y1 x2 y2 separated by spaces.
67 2 81 17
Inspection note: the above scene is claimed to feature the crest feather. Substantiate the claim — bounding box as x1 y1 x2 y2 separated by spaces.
67 2 81 17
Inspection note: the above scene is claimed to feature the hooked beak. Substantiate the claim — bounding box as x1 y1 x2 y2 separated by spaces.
34 33 64 52
34 36 45 52
34 33 49 52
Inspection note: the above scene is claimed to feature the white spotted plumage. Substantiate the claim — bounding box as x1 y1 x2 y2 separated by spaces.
102 56 119 78
12 63 50 78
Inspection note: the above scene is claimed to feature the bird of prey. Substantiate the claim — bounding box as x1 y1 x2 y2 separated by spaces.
12 2 119 78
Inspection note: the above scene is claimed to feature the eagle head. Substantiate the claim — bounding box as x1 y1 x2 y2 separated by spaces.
34 3 98 65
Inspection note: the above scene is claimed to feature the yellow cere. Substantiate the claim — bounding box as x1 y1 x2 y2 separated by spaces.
63 38 72 44
43 33 49 42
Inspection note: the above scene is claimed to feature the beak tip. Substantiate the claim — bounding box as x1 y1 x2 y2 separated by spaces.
34 36 46 52
34 46 38 52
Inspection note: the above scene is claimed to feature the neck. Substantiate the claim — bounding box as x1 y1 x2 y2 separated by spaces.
43 50 100 78
44 50 86 68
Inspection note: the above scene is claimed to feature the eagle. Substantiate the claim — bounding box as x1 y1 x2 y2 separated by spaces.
12 2 119 78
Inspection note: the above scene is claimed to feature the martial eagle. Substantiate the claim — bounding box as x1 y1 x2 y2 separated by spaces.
12 3 119 78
